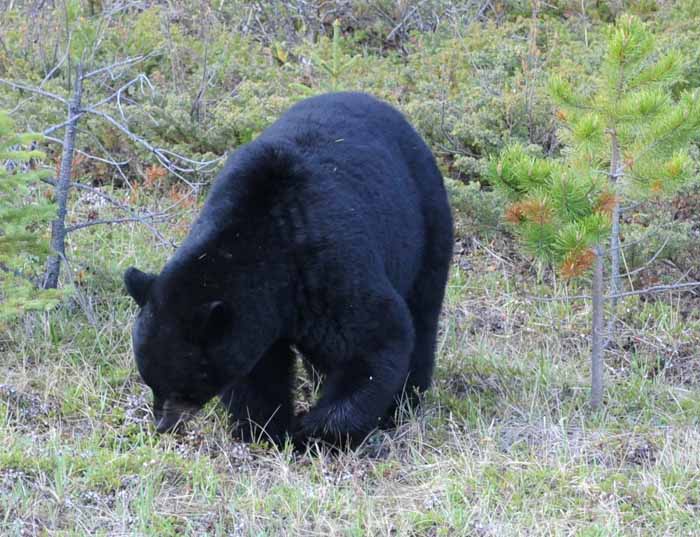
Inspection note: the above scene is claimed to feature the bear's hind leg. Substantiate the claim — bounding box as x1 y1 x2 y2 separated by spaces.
400 221 452 409
403 286 447 404
219 340 295 446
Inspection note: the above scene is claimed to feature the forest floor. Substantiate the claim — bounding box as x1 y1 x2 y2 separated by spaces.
1 189 700 536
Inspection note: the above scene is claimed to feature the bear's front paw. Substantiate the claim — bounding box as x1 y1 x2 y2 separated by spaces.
291 410 347 450
292 405 372 449
232 418 290 447
289 410 317 448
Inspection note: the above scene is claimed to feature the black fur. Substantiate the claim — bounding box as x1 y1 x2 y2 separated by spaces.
124 92 453 447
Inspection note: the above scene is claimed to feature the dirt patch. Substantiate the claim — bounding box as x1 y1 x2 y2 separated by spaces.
605 333 700 386
0 384 56 430
494 423 661 469
661 341 700 386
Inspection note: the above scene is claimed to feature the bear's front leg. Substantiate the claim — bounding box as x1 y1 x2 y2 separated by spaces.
220 340 295 446
294 293 414 447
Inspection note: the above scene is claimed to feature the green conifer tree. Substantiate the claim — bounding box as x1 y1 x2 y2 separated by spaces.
0 111 60 321
488 15 700 409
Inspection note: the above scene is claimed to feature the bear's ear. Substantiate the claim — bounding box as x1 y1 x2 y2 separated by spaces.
124 267 156 307
193 300 232 341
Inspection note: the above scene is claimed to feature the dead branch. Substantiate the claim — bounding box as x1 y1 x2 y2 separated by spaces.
386 3 422 43
526 280 700 302
42 134 130 168
42 74 153 136
608 280 700 299
43 114 87 137
41 177 177 248
0 78 67 103
66 213 172 233
613 235 671 280
82 53 157 80
472 237 514 267
82 107 222 182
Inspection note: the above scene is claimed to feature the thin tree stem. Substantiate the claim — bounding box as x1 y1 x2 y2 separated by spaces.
606 129 622 349
590 244 605 411
43 63 82 289
525 0 540 144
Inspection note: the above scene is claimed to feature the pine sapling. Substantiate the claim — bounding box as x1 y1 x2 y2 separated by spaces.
0 112 61 321
489 15 700 409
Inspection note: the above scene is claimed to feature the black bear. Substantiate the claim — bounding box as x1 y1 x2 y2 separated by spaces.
124 92 453 446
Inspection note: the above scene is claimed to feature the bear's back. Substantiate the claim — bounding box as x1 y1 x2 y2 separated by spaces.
169 92 450 301
257 93 449 294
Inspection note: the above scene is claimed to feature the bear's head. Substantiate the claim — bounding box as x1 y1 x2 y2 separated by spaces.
124 266 239 433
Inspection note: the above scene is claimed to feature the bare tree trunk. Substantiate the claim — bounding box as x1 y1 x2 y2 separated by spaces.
525 0 540 144
591 244 605 410
606 130 622 347
43 63 82 290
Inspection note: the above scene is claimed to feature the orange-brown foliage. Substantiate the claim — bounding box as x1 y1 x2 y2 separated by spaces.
144 165 167 189
167 184 197 210
505 202 526 224
594 191 617 216
53 152 87 180
560 248 596 278
128 182 140 205
520 198 552 225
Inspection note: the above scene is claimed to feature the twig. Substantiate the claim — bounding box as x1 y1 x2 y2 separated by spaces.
526 280 700 302
40 48 69 87
0 78 67 103
436 96 476 158
472 237 514 267
82 54 155 80
41 178 176 248
93 74 155 123
618 235 670 279
386 3 422 43
81 129 133 187
42 134 130 168
590 244 604 410
605 221 678 254
610 280 700 299
82 108 221 182
43 114 87 136
66 213 172 233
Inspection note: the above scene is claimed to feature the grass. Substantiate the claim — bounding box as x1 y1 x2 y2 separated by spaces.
1 190 700 536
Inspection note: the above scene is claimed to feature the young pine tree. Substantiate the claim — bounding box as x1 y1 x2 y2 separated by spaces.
0 112 60 322
292 19 357 95
488 15 700 409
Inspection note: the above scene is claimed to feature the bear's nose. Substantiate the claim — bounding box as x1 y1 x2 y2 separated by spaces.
153 398 198 433
155 412 184 433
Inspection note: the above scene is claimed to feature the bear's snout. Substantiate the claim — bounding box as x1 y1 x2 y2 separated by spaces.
154 398 199 433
